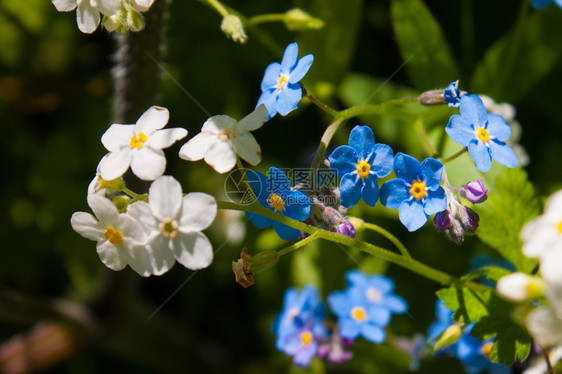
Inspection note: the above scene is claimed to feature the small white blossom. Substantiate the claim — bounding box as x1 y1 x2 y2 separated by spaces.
128 176 217 274
70 194 151 276
51 0 121 33
526 305 562 348
496 272 544 302
99 106 187 181
179 105 267 174
522 346 562 374
130 0 154 12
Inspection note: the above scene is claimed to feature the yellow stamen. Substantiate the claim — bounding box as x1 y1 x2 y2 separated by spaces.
276 73 289 90
218 127 236 141
557 221 562 234
351 306 366 322
410 180 426 200
356 160 371 179
367 288 382 302
477 127 490 143
301 330 313 347
104 227 123 245
130 132 148 149
268 193 285 212
481 342 493 359
159 219 179 238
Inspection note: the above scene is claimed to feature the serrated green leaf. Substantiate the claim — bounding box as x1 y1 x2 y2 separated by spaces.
474 168 540 274
391 0 459 91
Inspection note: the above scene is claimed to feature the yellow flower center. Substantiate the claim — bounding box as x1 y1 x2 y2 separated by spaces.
301 330 313 347
481 342 493 359
367 288 382 302
130 132 148 149
159 219 179 238
276 73 289 90
218 127 236 141
351 306 367 322
477 127 490 143
268 193 285 212
356 160 371 179
557 220 562 234
104 227 123 245
410 180 426 200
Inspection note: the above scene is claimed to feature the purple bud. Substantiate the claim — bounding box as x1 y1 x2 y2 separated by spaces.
318 331 354 364
460 180 488 204
458 206 479 234
337 221 356 238
434 211 451 232
446 220 464 244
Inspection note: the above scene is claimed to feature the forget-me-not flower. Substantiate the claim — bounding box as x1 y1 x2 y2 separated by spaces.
245 167 311 240
446 94 518 173
328 125 394 208
444 80 464 108
380 153 447 232
531 0 562 9
456 324 510 374
257 42 313 120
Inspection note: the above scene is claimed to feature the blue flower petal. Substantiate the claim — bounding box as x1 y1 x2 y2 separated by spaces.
555 0 562 7
328 145 358 177
257 91 278 120
398 199 428 232
246 170 270 202
361 176 380 207
489 140 518 168
486 113 512 142
380 179 409 209
245 211 274 228
420 158 443 190
273 221 300 240
348 125 375 160
531 0 552 8
289 54 314 83
276 85 302 116
340 173 362 208
268 166 292 194
393 152 421 181
368 275 394 294
345 270 368 287
285 191 311 221
460 94 488 127
339 318 361 339
293 343 317 367
361 324 385 343
468 141 493 172
446 114 474 147
369 143 394 177
328 290 351 316
280 42 299 70
260 62 282 91
382 294 408 314
367 305 392 326
423 187 447 216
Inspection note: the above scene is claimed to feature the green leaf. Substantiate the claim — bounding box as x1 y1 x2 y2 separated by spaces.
390 0 459 90
474 168 540 274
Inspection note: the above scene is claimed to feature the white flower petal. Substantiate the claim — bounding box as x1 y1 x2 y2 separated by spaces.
99 149 132 181
70 212 105 241
178 132 218 161
135 106 169 135
237 104 267 131
87 194 119 226
96 241 127 271
148 176 183 220
144 235 177 275
146 128 188 149
179 192 217 232
76 0 100 33
101 124 134 152
544 190 562 218
118 213 147 245
203 140 236 174
130 147 166 181
127 201 159 233
172 231 213 270
496 273 534 301
231 132 261 166
202 115 236 132
96 0 121 15
527 306 562 347
52 0 76 12
131 0 154 12
125 245 154 277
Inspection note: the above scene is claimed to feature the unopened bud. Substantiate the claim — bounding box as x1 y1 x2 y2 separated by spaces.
103 12 127 33
337 221 356 238
113 195 132 211
418 90 445 106
434 211 451 232
433 324 463 352
458 206 479 234
221 15 247 44
497 272 544 302
127 7 145 32
446 219 464 244
284 8 324 31
460 180 488 204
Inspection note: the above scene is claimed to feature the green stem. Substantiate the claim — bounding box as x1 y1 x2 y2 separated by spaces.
204 0 229 16
278 232 320 256
310 118 345 169
123 187 147 202
304 86 339 117
414 118 438 157
336 99 417 122
247 13 286 26
361 221 411 259
440 148 467 164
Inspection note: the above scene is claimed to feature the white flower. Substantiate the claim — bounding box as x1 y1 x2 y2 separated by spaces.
496 272 544 302
128 176 217 274
522 346 562 374
130 0 154 12
70 194 152 276
179 104 267 174
521 189 562 259
99 106 187 181
51 0 121 33
526 305 562 348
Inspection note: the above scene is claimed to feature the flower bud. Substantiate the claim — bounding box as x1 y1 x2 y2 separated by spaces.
337 221 356 238
434 211 451 232
221 15 247 44
113 195 132 211
497 272 544 302
443 80 465 108
433 324 463 352
460 180 488 204
418 90 445 106
127 7 146 32
457 206 479 234
446 219 464 244
284 8 325 31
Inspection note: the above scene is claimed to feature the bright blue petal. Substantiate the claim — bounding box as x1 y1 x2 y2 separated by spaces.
420 158 443 190
268 167 291 194
348 125 375 160
399 200 428 232
246 211 274 228
460 94 488 127
367 305 392 326
273 221 300 240
246 170 269 202
361 176 379 207
340 173 362 208
257 91 278 120
276 85 302 116
486 113 512 142
531 0 552 8
328 145 358 177
368 275 394 294
339 318 361 339
328 291 351 317
345 270 368 287
393 152 421 181
285 191 311 221
489 140 519 168
369 143 394 177
446 114 475 147
293 344 317 367
289 54 313 83
423 187 447 216
555 0 562 7
468 141 492 172
260 62 282 91
382 294 408 314
280 42 299 70
380 179 409 209
361 324 385 343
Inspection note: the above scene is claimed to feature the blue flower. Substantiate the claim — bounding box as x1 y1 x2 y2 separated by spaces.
273 286 328 367
444 80 463 108
446 94 518 173
427 300 454 342
380 153 447 232
531 0 562 9
245 166 311 240
257 42 314 120
328 125 394 208
456 324 511 374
